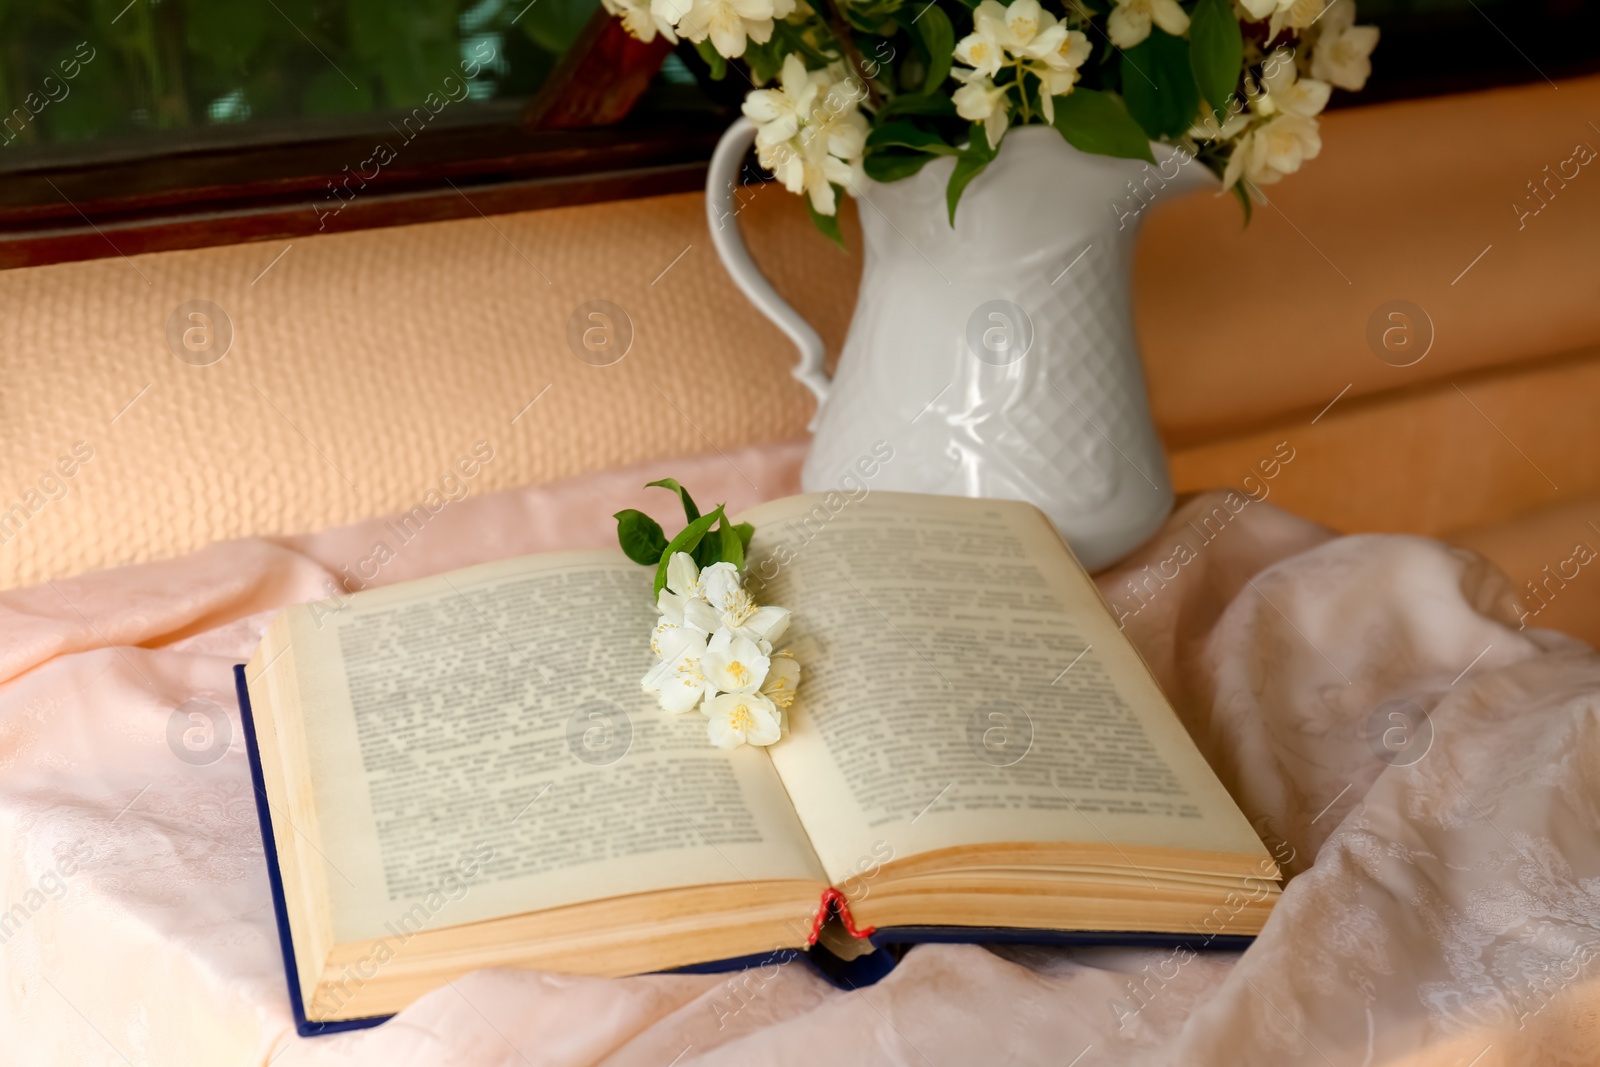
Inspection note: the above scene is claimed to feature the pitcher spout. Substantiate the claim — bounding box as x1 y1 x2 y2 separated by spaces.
1157 142 1222 196
1109 142 1220 233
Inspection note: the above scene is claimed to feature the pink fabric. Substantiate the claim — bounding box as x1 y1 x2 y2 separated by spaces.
3 441 1600 1067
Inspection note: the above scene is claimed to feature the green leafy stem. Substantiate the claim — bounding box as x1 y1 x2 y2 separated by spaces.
615 479 755 596
711 0 1257 232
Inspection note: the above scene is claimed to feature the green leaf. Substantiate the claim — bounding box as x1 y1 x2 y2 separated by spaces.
912 5 954 93
516 0 599 54
38 48 120 141
1051 89 1155 163
946 128 996 225
303 70 375 117
718 516 746 570
693 532 720 568
808 195 847 248
185 0 269 73
1230 178 1253 225
876 92 957 120
1189 0 1244 115
695 39 727 80
1121 30 1200 141
743 36 786 83
347 0 458 108
863 148 939 183
733 522 755 551
1098 41 1123 86
866 121 963 155
654 506 725 596
614 509 668 566
645 478 700 523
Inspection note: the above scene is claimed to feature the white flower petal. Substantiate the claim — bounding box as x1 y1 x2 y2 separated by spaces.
761 655 801 708
641 655 677 692
744 701 783 746
704 691 782 748
660 674 708 714
701 562 743 608
972 0 1008 37
1151 0 1190 36
808 177 838 216
1021 23 1067 61
707 710 744 748
643 624 711 710
1062 31 1091 69
742 16 774 45
1106 6 1150 50
1221 141 1247 191
683 597 722 635
1003 0 1043 46
985 104 1010 150
1259 48 1297 96
1321 0 1356 32
954 34 1002 78
666 552 701 598
743 92 787 124
1237 0 1284 19
953 77 998 121
710 14 748 56
652 617 697 660
702 632 771 693
702 562 762 627
653 0 693 25
778 52 808 95
1311 19 1378 92
740 604 791 644
657 588 687 625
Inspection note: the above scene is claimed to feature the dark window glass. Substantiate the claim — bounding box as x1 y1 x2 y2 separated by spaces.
0 0 719 167
1345 0 1599 104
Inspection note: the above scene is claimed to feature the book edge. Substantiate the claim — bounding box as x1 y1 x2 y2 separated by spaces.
236 663 394 1037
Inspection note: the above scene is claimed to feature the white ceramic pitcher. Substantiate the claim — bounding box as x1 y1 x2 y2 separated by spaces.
706 121 1214 571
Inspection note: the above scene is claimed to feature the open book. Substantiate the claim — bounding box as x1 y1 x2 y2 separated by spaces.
241 491 1279 1030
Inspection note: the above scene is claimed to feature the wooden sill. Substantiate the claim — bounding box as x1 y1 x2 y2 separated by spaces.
0 115 726 270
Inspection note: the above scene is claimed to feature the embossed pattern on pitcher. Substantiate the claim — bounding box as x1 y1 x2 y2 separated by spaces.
798 126 1212 571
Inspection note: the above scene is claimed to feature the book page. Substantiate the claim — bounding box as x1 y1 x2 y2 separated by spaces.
742 492 1270 885
282 552 826 943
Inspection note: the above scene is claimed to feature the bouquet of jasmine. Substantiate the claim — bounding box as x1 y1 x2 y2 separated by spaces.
617 480 800 750
602 0 1377 229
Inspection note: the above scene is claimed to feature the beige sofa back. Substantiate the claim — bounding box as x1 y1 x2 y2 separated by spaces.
2 74 1597 591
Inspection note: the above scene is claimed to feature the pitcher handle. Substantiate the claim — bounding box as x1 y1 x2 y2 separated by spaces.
706 118 831 424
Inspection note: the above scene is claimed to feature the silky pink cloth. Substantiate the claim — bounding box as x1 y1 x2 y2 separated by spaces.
3 441 1599 1067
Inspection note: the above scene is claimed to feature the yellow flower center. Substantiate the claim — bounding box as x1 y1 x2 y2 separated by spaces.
727 703 754 733
727 660 750 686
724 590 756 626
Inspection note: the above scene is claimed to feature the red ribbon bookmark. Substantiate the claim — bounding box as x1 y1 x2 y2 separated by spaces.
806 887 876 945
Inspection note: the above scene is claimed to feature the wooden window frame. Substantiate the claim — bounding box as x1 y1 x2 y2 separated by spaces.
0 13 729 270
